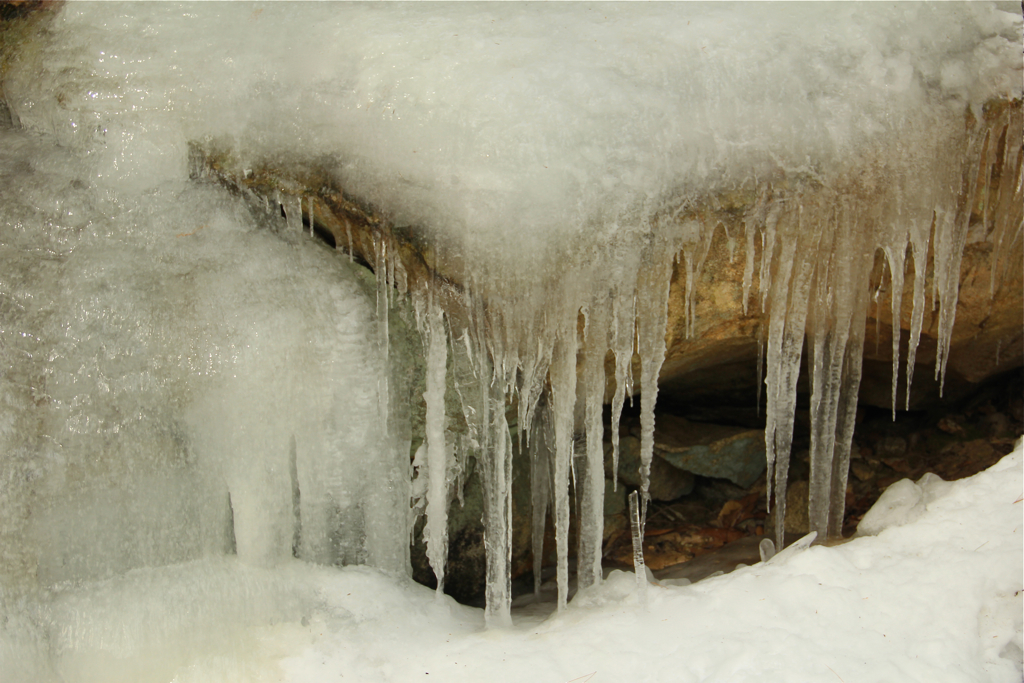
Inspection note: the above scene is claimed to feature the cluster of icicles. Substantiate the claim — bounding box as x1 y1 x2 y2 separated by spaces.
282 105 1020 627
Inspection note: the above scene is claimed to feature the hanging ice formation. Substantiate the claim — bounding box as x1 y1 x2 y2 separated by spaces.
393 210 683 624
381 100 1022 622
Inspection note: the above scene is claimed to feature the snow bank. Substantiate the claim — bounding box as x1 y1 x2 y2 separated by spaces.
279 443 1023 683
5 443 1018 683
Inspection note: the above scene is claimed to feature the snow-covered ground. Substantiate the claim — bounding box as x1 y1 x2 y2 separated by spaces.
3 444 1018 683
217 443 1024 683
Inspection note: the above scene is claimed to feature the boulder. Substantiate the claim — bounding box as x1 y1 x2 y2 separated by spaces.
642 414 767 488
604 435 696 501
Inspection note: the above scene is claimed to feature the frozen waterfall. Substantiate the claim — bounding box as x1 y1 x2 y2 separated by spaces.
0 2 1021 679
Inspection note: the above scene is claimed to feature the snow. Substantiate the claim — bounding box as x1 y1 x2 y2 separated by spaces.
3 443 1020 683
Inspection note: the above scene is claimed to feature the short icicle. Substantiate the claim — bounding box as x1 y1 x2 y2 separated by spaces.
628 490 647 609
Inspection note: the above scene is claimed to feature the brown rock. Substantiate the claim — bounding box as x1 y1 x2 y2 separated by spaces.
850 461 874 482
603 436 695 501
784 481 810 536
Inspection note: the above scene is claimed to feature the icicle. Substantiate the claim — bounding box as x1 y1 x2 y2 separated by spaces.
577 306 608 591
932 126 987 395
516 337 551 455
904 225 928 410
762 226 797 517
758 200 782 316
362 228 412 577
763 201 822 543
827 288 868 538
609 288 636 492
549 330 577 612
420 292 450 596
635 241 674 504
529 398 553 597
882 242 907 419
628 490 647 609
373 234 390 432
307 196 315 238
481 386 513 627
805 201 841 540
806 198 872 539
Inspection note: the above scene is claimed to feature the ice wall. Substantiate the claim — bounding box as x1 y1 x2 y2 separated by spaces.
1 2 1021 628
0 120 415 587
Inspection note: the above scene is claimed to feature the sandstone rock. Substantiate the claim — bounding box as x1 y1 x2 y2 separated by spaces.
183 91 1018 593
783 480 810 536
654 103 1023 417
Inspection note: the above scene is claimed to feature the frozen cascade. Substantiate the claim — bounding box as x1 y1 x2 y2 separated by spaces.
0 4 1019 666
0 123 404 599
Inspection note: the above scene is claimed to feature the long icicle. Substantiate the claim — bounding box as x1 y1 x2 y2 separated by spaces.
549 330 577 612
421 291 450 596
529 396 553 597
578 306 608 591
765 199 823 544
883 241 907 419
828 282 870 538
